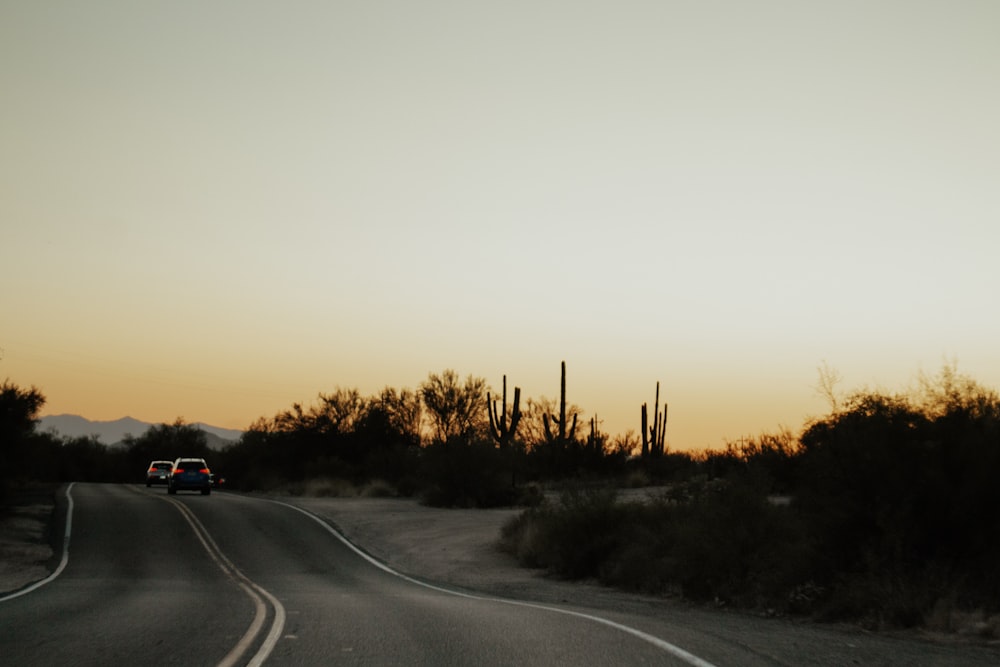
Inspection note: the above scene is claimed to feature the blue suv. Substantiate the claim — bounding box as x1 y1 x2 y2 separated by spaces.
167 457 212 495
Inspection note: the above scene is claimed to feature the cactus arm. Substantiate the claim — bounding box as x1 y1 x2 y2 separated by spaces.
508 387 522 438
641 403 649 457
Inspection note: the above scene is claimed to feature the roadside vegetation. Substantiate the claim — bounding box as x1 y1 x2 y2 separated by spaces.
2 362 999 633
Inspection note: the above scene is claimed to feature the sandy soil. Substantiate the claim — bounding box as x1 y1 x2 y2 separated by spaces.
0 499 54 594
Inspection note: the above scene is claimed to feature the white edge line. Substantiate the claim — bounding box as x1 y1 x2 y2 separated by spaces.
0 482 75 603
271 499 719 667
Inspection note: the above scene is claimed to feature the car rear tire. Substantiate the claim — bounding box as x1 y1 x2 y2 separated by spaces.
202 487 211 495
168 486 176 495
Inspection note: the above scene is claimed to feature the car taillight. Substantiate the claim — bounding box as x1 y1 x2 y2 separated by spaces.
173 468 183 474
199 468 211 474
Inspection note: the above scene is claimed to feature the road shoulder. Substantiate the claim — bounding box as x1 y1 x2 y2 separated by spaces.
0 484 57 594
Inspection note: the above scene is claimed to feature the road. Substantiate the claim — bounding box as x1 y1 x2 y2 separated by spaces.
2 483 999 666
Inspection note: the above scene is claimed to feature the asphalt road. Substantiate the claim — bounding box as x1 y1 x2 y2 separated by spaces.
0 484 714 666
3 483 999 666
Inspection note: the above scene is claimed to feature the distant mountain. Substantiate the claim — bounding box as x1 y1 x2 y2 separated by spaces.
38 414 244 449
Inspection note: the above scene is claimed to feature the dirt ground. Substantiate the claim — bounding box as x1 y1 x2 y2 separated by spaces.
0 490 55 594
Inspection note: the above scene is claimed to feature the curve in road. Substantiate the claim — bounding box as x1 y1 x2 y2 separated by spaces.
272 499 718 667
149 488 286 667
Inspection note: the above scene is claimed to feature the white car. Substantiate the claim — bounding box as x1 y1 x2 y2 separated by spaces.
145 460 173 487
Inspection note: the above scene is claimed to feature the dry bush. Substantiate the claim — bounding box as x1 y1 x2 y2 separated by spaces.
359 479 397 498
924 600 1000 638
302 477 359 497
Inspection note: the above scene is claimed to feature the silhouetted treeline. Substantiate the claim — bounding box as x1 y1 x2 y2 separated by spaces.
1 370 641 502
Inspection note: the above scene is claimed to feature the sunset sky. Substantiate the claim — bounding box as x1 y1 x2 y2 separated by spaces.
3 1 998 450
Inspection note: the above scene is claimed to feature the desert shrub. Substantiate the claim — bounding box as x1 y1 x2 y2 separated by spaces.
58 436 113 482
418 438 516 508
797 392 931 580
663 476 812 605
794 374 1000 624
498 508 546 567
513 481 545 507
715 430 800 494
622 467 651 488
359 478 397 498
500 475 813 609
821 568 952 629
498 486 627 577
629 451 700 485
531 487 628 579
592 501 679 595
302 477 359 497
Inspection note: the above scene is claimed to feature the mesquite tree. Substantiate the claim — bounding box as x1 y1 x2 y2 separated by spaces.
420 370 487 444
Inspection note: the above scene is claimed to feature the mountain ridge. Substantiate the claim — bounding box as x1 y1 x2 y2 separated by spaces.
38 414 244 448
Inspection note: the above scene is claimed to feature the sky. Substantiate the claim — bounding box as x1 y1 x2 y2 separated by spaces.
2 1 998 450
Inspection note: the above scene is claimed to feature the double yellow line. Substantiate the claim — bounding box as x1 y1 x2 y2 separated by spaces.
147 489 286 667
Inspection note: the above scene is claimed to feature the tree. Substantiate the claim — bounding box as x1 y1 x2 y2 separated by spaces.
609 430 640 458
123 419 211 477
519 396 583 451
313 388 368 435
916 360 1000 420
420 370 487 444
265 390 369 477
814 360 843 413
353 387 423 488
0 380 46 492
366 387 422 448
0 379 45 442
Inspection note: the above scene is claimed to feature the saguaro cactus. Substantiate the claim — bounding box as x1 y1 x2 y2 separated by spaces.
641 381 668 457
543 360 578 444
587 414 603 453
487 374 521 448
